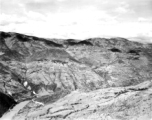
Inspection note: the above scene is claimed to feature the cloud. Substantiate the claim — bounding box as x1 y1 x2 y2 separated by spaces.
114 2 131 14
0 0 26 16
0 21 25 26
25 0 59 13
0 13 27 26
126 0 152 18
0 0 152 42
138 17 152 23
23 0 103 14
115 7 128 14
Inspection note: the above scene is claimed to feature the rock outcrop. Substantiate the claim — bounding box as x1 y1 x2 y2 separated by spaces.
0 92 17 118
0 31 152 119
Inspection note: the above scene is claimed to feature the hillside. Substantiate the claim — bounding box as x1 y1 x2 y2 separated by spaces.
0 31 152 120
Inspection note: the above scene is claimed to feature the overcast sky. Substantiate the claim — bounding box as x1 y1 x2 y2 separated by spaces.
0 0 152 42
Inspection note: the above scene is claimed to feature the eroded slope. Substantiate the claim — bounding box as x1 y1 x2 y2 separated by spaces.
0 31 152 119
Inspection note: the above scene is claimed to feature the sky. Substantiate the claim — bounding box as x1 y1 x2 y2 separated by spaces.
0 0 152 42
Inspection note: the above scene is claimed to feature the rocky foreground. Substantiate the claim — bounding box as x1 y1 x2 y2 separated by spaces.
0 31 152 120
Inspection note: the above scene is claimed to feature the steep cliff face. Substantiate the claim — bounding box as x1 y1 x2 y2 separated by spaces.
0 31 152 119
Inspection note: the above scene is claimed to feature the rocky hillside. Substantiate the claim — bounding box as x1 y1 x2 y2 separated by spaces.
0 31 152 120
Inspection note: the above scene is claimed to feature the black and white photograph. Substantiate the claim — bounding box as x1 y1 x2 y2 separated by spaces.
0 0 152 120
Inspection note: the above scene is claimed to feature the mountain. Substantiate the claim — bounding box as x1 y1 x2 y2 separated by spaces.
0 31 152 120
